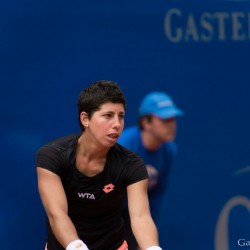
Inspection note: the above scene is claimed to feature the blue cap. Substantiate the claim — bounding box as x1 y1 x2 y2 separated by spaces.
139 92 183 119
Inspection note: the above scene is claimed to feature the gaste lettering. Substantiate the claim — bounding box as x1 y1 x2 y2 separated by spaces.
165 8 250 42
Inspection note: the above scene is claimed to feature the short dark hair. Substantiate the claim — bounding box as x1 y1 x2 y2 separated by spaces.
77 80 126 131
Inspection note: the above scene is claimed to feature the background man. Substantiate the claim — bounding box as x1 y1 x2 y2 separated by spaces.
118 91 183 249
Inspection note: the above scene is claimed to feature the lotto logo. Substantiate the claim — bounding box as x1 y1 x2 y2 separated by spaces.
103 183 115 193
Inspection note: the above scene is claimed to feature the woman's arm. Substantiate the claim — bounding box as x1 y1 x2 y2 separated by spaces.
37 167 87 249
127 179 162 250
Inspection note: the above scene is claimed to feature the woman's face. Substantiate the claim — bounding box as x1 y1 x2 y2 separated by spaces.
86 102 125 148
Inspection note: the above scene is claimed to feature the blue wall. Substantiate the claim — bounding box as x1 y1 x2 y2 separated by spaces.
1 1 249 249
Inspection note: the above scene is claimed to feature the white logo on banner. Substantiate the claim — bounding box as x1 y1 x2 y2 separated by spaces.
215 196 250 250
238 238 250 246
215 166 250 250
164 8 250 42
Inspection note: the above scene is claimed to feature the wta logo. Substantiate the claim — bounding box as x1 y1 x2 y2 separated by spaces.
78 192 95 199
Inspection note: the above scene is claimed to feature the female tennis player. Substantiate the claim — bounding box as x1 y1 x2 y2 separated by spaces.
36 80 162 250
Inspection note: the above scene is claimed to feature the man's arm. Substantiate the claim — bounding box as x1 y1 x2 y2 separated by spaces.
127 179 162 250
37 167 88 250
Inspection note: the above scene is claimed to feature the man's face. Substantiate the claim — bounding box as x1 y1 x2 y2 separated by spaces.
148 115 177 142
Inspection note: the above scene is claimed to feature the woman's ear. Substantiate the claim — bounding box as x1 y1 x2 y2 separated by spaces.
80 112 89 128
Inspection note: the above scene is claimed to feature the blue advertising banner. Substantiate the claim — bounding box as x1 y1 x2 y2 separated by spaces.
1 1 249 249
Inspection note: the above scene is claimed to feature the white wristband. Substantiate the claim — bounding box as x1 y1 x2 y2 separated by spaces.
66 239 89 250
146 247 162 250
